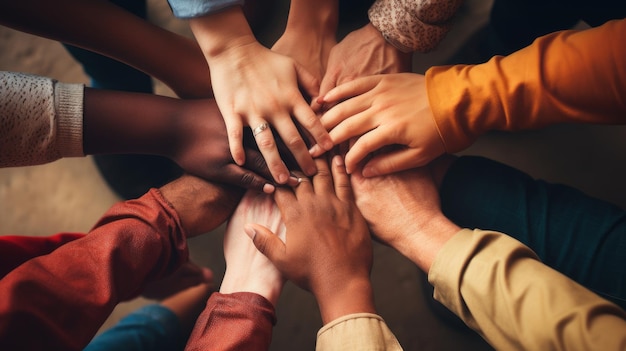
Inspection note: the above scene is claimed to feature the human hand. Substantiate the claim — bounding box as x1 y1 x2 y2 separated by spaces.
272 27 336 83
159 174 243 238
247 156 375 323
189 8 333 184
272 0 338 82
312 23 412 112
168 98 277 193
220 190 286 306
350 160 459 272
312 73 446 176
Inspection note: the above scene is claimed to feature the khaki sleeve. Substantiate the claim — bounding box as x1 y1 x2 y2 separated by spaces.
426 19 626 153
368 0 462 53
316 313 403 351
428 228 626 351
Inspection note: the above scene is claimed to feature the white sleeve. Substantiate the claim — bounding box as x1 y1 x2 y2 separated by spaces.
0 71 84 167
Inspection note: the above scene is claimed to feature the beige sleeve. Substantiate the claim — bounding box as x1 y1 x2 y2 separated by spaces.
0 71 84 167
316 313 403 351
428 228 626 351
367 0 463 52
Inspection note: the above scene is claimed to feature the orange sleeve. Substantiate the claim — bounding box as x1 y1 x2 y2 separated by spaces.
426 19 626 153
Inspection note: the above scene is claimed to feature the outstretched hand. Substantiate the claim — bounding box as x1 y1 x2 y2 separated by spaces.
168 99 277 193
313 73 446 177
350 159 459 272
246 156 375 323
220 190 286 306
312 23 412 113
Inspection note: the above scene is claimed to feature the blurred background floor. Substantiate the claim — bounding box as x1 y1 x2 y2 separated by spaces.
1 0 625 350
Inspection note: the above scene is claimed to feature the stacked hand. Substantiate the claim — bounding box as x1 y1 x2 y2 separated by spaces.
248 156 375 323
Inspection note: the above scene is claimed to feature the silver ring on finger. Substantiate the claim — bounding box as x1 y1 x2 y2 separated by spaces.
253 122 270 137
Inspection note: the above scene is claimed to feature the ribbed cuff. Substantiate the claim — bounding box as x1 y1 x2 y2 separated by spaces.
54 82 84 157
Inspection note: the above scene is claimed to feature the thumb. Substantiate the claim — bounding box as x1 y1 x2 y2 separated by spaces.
245 223 285 265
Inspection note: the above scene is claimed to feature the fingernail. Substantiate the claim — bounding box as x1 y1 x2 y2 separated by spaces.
362 166 378 177
263 184 275 194
287 176 300 186
244 225 257 240
309 145 319 156
278 173 288 184
323 140 334 151
333 155 344 167
306 165 317 176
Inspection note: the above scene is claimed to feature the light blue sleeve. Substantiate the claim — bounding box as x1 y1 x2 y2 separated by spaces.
166 0 244 18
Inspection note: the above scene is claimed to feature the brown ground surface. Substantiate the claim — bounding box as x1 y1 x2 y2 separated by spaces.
2 1 625 350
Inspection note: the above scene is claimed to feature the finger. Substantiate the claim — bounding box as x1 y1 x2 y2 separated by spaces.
320 76 378 105
311 157 333 195
312 70 339 113
294 62 320 99
252 120 290 184
224 114 245 166
292 102 334 152
331 154 355 202
222 164 275 194
272 120 317 177
362 148 427 177
245 223 286 268
344 128 394 174
319 95 369 131
243 148 272 180
325 109 377 148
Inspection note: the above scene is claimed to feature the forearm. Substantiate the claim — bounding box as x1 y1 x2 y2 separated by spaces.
0 190 189 350
316 277 376 325
428 229 626 351
189 6 256 60
391 213 460 273
83 88 183 156
285 0 338 38
0 0 210 98
426 19 626 153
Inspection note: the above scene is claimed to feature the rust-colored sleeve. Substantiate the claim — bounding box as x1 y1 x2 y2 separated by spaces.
426 19 626 153
185 292 276 351
0 189 189 351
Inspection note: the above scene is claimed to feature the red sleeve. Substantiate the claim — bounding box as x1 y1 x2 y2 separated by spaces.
185 292 276 351
0 188 189 351
0 233 85 278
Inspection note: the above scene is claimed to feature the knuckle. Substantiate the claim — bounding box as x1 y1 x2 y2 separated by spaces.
256 137 276 150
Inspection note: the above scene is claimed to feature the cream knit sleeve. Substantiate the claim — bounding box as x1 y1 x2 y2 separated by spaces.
0 71 84 167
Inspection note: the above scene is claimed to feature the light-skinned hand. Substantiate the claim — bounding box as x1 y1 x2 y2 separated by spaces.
190 8 333 185
313 73 446 177
312 23 412 113
220 190 286 306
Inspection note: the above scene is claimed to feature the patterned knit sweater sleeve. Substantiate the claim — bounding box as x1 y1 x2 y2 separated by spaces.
368 0 463 53
0 71 84 167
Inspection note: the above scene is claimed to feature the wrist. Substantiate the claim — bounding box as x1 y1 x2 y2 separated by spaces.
315 276 375 325
189 6 256 59
220 268 283 307
397 213 460 273
285 5 338 38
